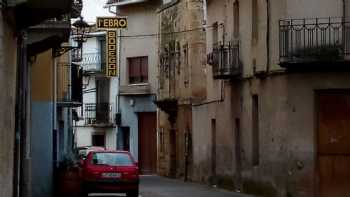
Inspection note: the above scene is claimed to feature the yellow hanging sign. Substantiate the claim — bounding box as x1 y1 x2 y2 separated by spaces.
97 17 127 29
106 30 118 77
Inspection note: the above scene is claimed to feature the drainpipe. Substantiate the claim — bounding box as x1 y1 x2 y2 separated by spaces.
68 48 73 155
266 0 270 73
116 29 122 150
117 29 121 115
14 31 24 197
108 6 122 150
343 0 346 18
53 57 58 168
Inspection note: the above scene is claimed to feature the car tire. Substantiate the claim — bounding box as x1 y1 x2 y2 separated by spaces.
80 190 88 197
126 189 139 197
80 184 89 197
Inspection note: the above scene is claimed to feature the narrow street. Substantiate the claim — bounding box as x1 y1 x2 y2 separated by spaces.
88 176 253 197
139 176 252 197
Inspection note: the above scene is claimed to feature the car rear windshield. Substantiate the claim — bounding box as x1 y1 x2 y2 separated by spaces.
91 152 134 166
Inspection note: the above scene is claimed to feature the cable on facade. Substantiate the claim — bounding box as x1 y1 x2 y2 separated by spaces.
82 23 221 39
117 24 217 38
81 22 223 39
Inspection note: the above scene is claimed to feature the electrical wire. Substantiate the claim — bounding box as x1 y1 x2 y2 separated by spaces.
118 25 215 38
84 24 219 39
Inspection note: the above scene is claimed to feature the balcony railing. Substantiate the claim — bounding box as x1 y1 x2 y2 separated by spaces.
207 41 241 79
81 53 106 74
279 17 350 67
83 103 115 126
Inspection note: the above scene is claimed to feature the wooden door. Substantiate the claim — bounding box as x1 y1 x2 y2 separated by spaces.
317 92 350 197
138 112 157 174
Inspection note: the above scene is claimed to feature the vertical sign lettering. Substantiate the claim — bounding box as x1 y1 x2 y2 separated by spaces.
106 30 117 77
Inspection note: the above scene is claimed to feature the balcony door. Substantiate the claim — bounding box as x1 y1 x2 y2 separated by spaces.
96 78 110 123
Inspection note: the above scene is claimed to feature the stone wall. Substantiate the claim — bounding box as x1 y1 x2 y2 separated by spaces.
157 0 206 179
0 12 18 197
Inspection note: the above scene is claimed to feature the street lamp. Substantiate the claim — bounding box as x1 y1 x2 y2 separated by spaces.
54 16 91 57
72 16 91 48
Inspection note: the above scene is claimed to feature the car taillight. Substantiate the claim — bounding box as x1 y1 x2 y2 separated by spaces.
85 168 100 179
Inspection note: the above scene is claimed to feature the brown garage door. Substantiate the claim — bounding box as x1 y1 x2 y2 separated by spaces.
317 91 350 197
138 112 157 174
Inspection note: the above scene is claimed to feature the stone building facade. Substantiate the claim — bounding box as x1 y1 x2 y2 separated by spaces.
110 0 160 175
191 0 350 197
156 0 206 179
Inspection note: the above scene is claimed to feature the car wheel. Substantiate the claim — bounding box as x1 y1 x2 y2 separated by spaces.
126 189 139 197
80 184 89 197
80 190 88 197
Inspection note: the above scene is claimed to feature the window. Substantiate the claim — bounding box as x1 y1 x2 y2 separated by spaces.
233 1 240 38
159 128 165 153
212 22 219 44
183 44 189 88
128 56 148 84
91 152 134 166
211 119 217 181
252 95 260 166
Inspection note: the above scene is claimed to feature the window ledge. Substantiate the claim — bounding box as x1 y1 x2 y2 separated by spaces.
128 83 149 86
119 83 151 95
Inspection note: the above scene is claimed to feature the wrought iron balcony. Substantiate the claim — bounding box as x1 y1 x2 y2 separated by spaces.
279 17 350 68
83 103 115 127
81 53 106 75
207 41 241 79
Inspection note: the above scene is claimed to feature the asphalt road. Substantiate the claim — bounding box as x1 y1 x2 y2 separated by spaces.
88 175 253 197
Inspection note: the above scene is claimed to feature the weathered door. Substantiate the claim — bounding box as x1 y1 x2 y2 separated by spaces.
317 92 350 197
138 112 157 174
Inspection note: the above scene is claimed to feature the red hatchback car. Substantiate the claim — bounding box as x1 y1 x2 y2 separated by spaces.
79 150 139 197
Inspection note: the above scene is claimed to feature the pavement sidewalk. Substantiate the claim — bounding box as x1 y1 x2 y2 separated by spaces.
140 175 255 197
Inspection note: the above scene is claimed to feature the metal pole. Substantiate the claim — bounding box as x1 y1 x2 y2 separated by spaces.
53 56 58 168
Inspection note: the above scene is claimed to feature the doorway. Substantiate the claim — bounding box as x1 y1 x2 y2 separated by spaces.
138 112 157 174
316 91 350 197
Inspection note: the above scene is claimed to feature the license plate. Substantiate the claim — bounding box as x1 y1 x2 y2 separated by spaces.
102 173 121 178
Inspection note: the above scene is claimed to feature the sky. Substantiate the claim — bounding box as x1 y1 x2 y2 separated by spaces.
81 0 114 24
